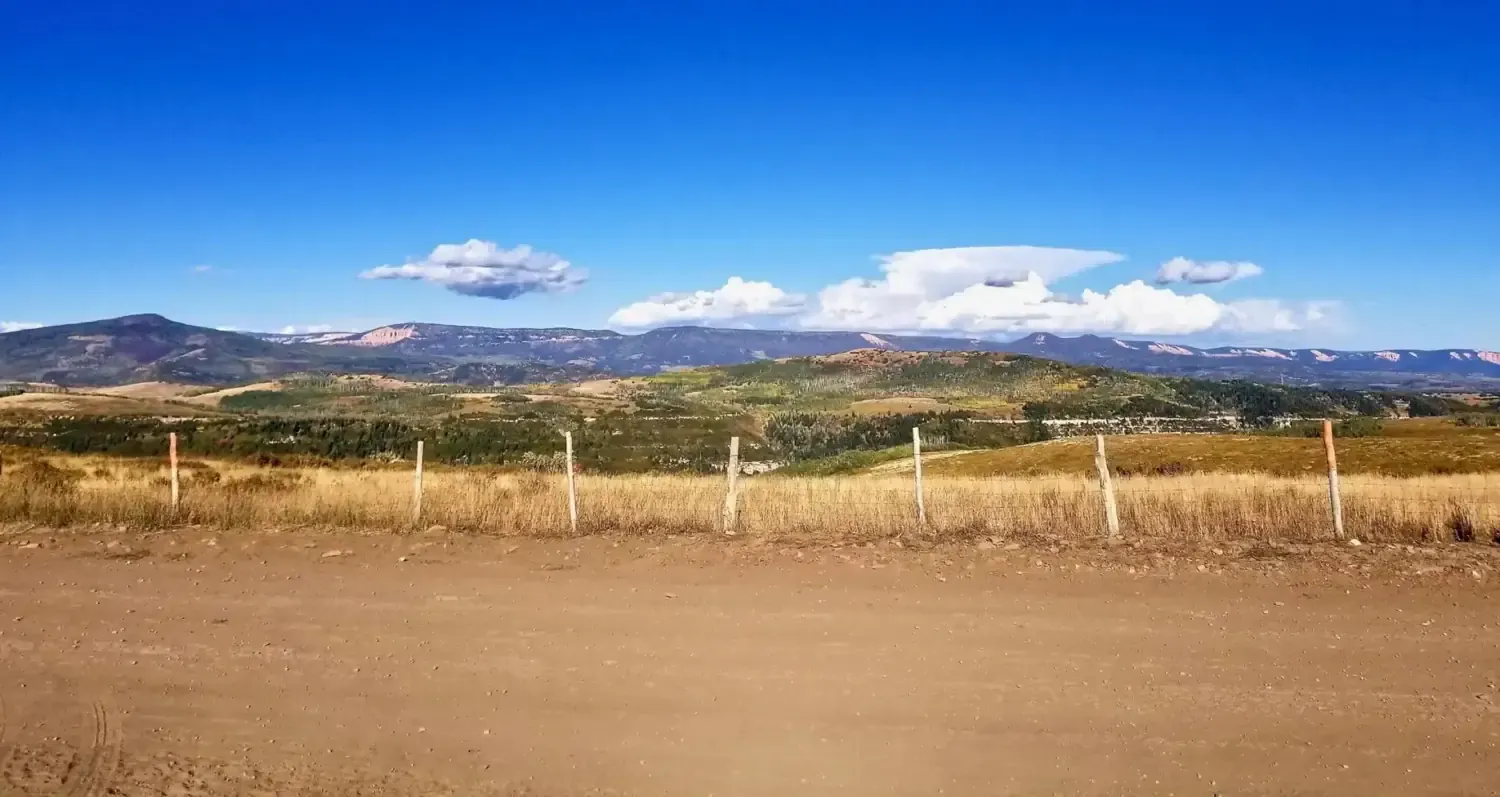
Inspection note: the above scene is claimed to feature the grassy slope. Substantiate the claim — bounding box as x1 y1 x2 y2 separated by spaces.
0 392 224 418
920 419 1500 478
644 351 1140 413
638 349 1396 419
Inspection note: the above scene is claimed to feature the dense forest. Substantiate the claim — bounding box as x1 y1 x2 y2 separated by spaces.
0 412 1030 473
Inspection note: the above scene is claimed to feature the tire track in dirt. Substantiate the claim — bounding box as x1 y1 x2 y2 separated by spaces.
58 700 122 797
0 693 22 792
0 693 122 797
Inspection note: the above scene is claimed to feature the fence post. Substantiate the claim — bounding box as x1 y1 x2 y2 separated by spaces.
412 440 425 524
1322 420 1346 540
169 432 180 515
913 427 927 525
723 436 741 535
564 431 578 534
1094 434 1120 540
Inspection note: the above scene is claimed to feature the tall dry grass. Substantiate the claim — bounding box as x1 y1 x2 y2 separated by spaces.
2 451 1498 545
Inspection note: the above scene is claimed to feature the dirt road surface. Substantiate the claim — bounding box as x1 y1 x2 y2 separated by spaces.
2 531 1498 796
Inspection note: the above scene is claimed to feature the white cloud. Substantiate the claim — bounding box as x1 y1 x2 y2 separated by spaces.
610 277 807 328
278 324 336 335
876 245 1126 295
1155 256 1264 285
1 321 43 333
612 245 1338 339
1217 299 1342 334
192 265 214 274
915 277 1228 336
804 245 1126 331
361 239 586 299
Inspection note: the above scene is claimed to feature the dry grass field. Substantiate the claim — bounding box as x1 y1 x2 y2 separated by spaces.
4 447 1498 545
919 420 1500 478
0 391 221 417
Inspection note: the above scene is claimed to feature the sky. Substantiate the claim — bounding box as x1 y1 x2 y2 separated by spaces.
1 1 1496 348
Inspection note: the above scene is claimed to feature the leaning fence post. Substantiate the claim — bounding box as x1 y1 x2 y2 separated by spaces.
913 427 927 525
168 432 180 515
564 430 578 534
723 436 741 535
1094 434 1120 539
1322 420 1346 540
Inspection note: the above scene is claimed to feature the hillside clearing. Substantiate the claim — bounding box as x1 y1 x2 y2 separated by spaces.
181 381 283 405
90 381 204 399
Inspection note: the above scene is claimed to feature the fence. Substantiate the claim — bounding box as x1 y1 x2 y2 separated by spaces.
5 423 1499 547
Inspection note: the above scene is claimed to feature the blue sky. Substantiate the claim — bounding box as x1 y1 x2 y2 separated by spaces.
2 1 1496 348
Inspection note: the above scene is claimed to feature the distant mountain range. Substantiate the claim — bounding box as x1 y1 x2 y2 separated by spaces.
257 324 1500 389
2 314 1497 390
0 315 592 387
1001 333 1500 389
251 323 1001 375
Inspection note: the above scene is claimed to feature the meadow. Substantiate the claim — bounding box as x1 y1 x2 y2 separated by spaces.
3 446 1497 546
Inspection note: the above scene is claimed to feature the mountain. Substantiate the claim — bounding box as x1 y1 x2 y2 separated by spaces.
254 323 1003 373
0 314 305 386
6 315 1499 389
262 322 1499 388
0 315 588 386
1003 333 1500 389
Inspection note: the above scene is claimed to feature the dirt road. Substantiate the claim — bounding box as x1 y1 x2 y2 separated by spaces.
2 531 1498 795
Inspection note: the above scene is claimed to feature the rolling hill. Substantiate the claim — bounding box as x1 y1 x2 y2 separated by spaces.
636 349 1401 420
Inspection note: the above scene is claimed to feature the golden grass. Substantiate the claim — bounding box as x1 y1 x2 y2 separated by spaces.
922 425 1500 478
90 382 205 399
2 450 1498 546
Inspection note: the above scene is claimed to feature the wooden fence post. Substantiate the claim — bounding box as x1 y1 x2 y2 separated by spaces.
1094 434 1120 539
1322 420 1346 540
913 427 927 525
723 436 741 535
564 431 578 534
169 432 180 515
412 440 425 524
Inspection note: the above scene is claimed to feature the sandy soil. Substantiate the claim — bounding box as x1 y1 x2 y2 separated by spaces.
1 531 1498 796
